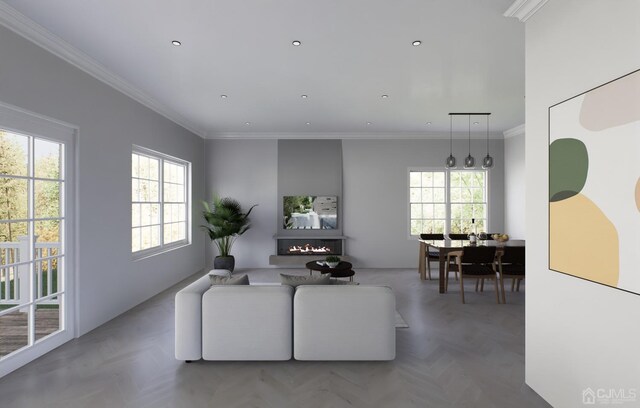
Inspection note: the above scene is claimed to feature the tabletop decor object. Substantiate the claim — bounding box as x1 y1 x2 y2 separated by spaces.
491 233 509 243
325 255 341 268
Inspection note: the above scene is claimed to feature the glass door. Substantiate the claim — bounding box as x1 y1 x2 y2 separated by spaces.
0 128 72 369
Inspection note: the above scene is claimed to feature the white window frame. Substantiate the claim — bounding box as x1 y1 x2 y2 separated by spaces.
407 167 490 238
132 145 191 260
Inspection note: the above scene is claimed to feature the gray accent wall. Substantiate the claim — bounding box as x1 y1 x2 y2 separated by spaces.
277 140 343 236
0 25 206 336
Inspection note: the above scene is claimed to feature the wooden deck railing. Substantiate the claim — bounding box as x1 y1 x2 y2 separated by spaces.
0 240 61 306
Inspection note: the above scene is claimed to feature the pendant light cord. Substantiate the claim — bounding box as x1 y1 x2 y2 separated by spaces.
468 115 471 155
450 115 453 155
486 115 490 155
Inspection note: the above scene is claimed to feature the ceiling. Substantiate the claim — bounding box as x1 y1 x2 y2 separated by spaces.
2 0 524 137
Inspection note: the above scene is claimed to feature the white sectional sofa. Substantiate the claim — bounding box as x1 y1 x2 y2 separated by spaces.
174 273 396 362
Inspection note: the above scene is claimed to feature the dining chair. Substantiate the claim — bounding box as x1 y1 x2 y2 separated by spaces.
420 233 445 280
496 246 525 303
445 246 500 304
447 233 469 240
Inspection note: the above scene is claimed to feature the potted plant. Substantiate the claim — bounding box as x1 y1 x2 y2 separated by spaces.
325 255 341 268
202 196 257 272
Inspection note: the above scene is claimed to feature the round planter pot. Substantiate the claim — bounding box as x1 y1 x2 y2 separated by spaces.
214 256 235 272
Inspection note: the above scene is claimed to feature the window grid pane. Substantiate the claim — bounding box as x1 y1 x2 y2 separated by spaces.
448 171 487 234
1 129 67 358
132 150 189 255
409 170 488 236
409 171 447 235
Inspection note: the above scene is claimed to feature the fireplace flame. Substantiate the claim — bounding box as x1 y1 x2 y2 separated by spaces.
288 244 332 254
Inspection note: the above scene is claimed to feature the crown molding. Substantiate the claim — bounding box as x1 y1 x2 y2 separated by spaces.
207 131 507 140
503 0 549 22
0 1 206 138
503 124 525 138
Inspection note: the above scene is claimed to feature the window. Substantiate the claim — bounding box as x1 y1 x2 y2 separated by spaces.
0 127 73 363
449 171 487 234
409 169 488 236
0 102 77 375
132 147 189 257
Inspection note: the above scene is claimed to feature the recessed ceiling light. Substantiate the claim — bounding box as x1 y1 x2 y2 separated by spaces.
220 94 228 99
301 94 308 99
381 95 389 99
426 122 432 125
244 122 251 125
306 122 311 125
292 40 301 46
171 40 182 46
366 122 372 125
412 40 422 46
473 121 480 125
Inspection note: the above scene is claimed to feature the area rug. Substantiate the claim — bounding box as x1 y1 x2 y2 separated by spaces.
395 311 409 328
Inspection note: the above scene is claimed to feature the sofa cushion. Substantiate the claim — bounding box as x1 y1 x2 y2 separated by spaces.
208 269 232 278
293 286 396 361
209 274 250 286
202 285 293 361
280 273 330 287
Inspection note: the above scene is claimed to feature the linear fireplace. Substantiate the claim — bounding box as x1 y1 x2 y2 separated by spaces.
277 238 342 256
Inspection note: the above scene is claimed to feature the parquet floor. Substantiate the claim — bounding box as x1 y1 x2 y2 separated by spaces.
0 268 550 408
0 308 60 357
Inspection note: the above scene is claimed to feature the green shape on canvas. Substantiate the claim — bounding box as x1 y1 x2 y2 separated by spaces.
549 138 589 202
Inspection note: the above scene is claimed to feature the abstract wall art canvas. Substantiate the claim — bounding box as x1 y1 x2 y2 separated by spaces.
549 68 640 295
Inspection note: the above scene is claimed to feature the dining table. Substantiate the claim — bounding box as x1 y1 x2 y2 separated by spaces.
418 239 526 293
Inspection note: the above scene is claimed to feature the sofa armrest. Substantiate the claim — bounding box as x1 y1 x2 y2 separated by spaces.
174 274 212 361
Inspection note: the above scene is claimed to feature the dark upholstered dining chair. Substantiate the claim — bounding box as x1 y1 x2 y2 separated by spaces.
447 233 469 241
445 246 500 304
496 246 525 303
420 233 445 280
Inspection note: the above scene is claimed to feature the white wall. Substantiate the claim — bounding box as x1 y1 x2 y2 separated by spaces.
504 130 525 238
525 1 640 406
205 139 278 269
343 138 504 268
205 137 505 269
0 26 206 336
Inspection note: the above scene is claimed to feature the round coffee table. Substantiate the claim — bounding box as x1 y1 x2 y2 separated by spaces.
305 260 355 282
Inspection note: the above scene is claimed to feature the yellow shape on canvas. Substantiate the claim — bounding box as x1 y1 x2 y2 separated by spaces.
550 193 619 287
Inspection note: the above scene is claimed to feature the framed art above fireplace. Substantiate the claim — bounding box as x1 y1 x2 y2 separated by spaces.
283 195 337 230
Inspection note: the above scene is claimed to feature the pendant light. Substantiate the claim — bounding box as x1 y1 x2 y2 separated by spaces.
482 114 494 169
463 114 475 169
445 114 457 168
